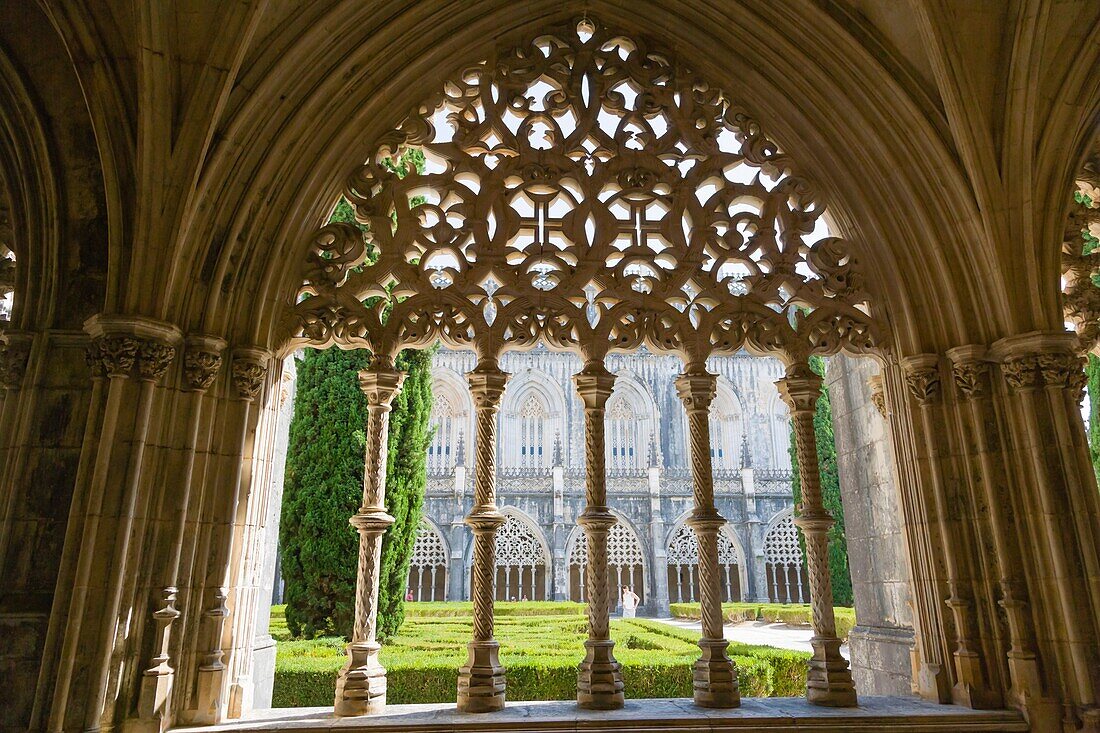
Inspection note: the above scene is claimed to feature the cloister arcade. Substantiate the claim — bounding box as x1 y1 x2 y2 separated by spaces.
1 3 1099 733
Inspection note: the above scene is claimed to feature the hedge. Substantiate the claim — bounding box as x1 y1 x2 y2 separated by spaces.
271 607 809 706
668 602 857 641
403 601 588 618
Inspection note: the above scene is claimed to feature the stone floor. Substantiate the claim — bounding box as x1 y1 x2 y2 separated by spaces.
187 698 1026 733
653 617 850 659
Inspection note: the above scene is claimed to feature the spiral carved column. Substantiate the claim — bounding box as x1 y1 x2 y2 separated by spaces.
573 361 624 709
777 364 857 707
333 362 405 716
674 366 739 709
457 363 508 712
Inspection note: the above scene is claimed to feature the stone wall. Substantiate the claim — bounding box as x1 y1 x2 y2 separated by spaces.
827 354 915 696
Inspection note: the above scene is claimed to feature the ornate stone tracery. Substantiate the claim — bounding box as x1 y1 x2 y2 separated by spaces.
665 523 743 603
763 513 807 604
1062 151 1100 351
292 16 879 366
408 520 448 601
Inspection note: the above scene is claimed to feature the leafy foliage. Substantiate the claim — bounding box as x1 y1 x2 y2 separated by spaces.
788 356 853 607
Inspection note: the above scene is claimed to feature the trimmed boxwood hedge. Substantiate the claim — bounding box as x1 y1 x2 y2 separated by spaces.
270 604 809 706
668 602 857 641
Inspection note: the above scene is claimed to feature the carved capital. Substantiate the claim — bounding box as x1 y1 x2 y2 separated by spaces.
1037 352 1086 394
903 358 941 406
573 361 616 409
775 365 821 414
137 340 177 383
1001 356 1041 392
231 350 269 401
866 374 887 417
185 349 223 391
0 337 31 389
357 366 405 407
674 368 718 412
99 335 140 378
951 361 989 401
467 364 508 410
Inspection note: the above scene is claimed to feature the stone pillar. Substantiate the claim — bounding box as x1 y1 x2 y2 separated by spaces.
333 363 405 716
648 464 670 617
826 355 914 696
449 460 467 602
131 336 226 732
674 366 739 709
573 362 624 709
777 363 857 707
456 363 508 713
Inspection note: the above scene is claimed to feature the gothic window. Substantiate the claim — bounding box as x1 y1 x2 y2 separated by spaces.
606 394 643 471
490 512 548 601
407 521 448 601
763 513 808 603
518 393 548 469
709 388 744 470
568 521 645 606
427 393 458 473
665 524 742 603
769 395 793 471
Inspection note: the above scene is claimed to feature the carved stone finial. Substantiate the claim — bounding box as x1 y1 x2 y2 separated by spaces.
551 431 563 466
232 353 269 400
740 434 753 468
455 430 466 467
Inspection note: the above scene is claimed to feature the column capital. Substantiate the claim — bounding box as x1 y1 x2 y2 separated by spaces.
231 347 271 401
357 365 405 406
775 364 822 413
84 314 183 382
0 330 32 390
573 361 616 408
183 335 227 392
674 367 717 411
467 363 508 408
902 354 941 405
945 349 991 401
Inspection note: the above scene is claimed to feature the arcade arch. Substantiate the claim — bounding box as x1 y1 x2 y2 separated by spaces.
408 519 449 601
566 514 647 606
763 509 808 604
665 519 746 604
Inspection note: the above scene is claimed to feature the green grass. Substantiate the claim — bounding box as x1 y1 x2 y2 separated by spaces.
668 602 857 641
270 603 810 706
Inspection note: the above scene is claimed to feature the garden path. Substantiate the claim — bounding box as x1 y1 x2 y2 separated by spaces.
652 617 851 659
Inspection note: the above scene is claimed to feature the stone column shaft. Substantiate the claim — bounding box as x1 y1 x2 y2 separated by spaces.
675 367 739 709
573 362 624 709
333 364 405 716
457 364 508 713
777 364 857 707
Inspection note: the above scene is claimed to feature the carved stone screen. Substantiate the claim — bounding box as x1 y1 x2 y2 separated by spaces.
407 521 448 601
763 513 808 603
489 513 548 601
666 523 743 603
568 521 646 605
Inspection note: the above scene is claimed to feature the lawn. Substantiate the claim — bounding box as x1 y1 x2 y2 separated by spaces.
271 603 810 706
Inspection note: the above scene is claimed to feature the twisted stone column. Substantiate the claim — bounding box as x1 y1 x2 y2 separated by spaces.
573 362 624 709
777 363 857 707
334 364 405 716
457 364 508 712
674 366 739 708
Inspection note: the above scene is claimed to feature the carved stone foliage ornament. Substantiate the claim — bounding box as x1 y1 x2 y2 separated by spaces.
185 349 223 391
951 361 989 401
232 356 268 400
905 365 941 405
293 16 879 365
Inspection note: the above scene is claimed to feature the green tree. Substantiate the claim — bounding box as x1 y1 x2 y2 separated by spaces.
789 356 853 607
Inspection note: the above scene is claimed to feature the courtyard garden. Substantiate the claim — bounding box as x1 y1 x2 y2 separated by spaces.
271 602 811 706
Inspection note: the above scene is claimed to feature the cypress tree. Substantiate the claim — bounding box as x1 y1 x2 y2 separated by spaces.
789 356 854 607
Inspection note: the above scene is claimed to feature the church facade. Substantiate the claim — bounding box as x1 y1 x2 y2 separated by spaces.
407 348 808 615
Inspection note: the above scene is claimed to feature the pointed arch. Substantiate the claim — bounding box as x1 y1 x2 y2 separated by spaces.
501 370 566 470
470 507 552 601
407 518 449 602
763 507 808 604
565 509 649 607
605 373 656 472
427 366 474 474
664 513 747 604
765 389 792 471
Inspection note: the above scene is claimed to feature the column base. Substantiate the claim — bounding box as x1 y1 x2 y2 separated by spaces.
457 640 506 712
334 641 387 716
807 637 857 707
191 665 226 724
951 651 1001 709
577 639 624 710
693 638 740 708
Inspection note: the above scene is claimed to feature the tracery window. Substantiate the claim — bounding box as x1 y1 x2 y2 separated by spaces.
769 395 793 471
407 521 448 601
490 513 548 601
763 513 808 603
517 393 548 469
427 393 462 474
666 524 742 603
606 394 645 471
568 521 645 606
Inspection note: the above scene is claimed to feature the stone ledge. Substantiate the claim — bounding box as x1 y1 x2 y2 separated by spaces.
179 697 1026 733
